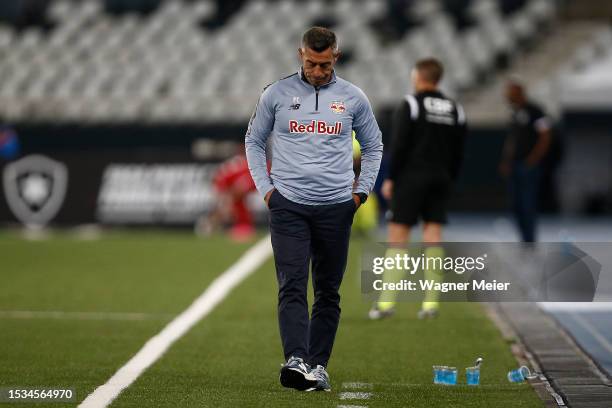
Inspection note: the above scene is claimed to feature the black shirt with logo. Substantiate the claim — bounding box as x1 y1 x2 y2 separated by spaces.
508 102 551 161
388 90 467 183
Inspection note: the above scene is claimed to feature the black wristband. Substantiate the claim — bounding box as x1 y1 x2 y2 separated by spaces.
356 192 368 204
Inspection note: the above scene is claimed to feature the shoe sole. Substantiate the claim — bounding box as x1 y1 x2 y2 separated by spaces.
368 309 395 320
417 310 439 319
305 386 331 392
279 367 318 391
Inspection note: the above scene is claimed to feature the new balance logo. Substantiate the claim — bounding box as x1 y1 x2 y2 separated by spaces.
289 96 301 110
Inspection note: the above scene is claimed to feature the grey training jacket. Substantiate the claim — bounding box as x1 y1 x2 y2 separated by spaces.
245 69 383 205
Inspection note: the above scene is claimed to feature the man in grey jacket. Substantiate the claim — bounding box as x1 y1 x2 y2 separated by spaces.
245 27 383 391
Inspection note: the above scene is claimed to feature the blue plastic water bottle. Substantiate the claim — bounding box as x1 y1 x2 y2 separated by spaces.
445 367 457 385
466 367 480 385
507 366 532 382
433 365 446 384
466 357 483 386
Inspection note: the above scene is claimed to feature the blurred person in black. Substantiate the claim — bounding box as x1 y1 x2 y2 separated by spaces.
369 58 467 320
499 79 551 243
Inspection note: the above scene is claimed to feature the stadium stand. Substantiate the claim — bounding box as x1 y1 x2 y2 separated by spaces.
462 21 612 124
0 0 599 125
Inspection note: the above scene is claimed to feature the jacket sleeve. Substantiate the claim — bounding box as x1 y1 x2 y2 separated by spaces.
532 106 552 133
388 99 413 182
245 85 276 198
352 89 383 195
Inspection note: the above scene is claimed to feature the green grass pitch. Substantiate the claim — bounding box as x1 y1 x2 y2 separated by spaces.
0 230 543 407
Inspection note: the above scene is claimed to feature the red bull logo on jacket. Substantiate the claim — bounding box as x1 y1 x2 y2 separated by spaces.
289 120 342 135
330 101 346 114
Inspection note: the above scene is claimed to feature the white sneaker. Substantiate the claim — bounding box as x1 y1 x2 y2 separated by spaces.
307 365 331 392
279 356 317 391
368 305 395 320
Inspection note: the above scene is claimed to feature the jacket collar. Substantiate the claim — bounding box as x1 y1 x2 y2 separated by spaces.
298 67 337 88
416 89 443 97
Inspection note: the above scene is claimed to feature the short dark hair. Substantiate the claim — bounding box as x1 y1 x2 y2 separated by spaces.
415 58 444 84
302 27 337 52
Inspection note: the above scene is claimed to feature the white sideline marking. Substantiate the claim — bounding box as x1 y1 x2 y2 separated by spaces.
338 382 373 407
339 392 372 400
0 310 169 321
342 382 373 390
78 235 273 408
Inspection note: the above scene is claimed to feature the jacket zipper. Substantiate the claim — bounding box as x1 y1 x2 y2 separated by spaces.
315 87 320 111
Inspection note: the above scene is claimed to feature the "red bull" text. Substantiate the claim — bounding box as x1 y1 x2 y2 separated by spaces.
289 120 342 135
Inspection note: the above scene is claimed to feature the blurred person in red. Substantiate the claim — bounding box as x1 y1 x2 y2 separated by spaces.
196 145 261 241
